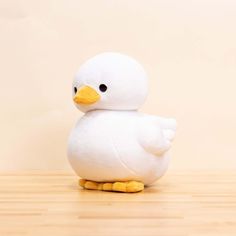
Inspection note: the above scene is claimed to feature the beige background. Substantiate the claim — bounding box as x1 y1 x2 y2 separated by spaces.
0 0 236 171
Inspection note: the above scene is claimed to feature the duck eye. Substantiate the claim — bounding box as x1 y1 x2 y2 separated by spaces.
99 84 107 92
74 87 77 94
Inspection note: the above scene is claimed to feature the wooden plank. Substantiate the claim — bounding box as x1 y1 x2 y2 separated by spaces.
0 171 235 236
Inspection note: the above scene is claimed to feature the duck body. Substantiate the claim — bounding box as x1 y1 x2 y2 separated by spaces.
68 110 176 185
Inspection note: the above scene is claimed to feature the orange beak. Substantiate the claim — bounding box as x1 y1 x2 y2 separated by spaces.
73 86 100 105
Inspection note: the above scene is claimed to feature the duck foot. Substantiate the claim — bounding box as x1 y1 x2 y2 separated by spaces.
79 179 144 193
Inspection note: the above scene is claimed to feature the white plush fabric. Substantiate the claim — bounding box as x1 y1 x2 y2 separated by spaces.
68 52 176 185
72 52 148 113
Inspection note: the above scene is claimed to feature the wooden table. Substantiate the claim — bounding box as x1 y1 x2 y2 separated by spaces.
0 171 235 236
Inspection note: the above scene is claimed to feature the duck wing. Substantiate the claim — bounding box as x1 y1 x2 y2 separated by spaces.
137 116 177 156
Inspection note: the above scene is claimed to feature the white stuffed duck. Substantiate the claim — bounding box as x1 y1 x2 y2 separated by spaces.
68 52 176 193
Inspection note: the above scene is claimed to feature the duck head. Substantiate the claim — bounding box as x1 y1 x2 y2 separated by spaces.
72 52 148 113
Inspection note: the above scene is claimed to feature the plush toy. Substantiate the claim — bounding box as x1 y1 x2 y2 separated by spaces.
68 52 176 193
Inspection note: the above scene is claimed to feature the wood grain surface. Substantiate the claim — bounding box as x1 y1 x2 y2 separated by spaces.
0 171 235 236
